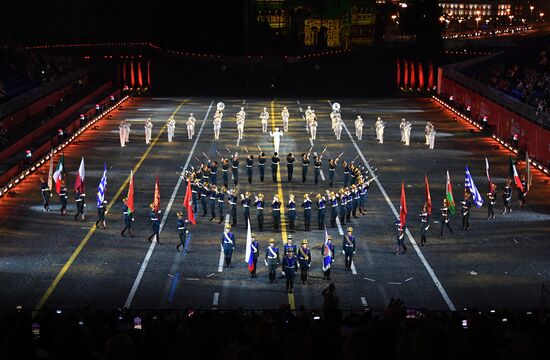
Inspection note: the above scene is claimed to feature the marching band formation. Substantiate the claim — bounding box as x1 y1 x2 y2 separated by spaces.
40 101 532 292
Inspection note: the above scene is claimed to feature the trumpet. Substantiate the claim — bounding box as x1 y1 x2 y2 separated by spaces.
216 102 225 111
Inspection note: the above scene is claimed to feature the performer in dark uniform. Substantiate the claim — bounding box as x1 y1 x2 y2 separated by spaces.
287 153 295 181
120 197 134 237
284 235 297 254
209 185 218 222
487 183 497 220
271 195 281 232
176 211 189 252
502 180 512 214
217 186 226 224
316 194 326 230
40 178 51 211
74 190 86 221
200 182 209 216
271 152 280 182
255 193 265 231
440 199 454 238
342 161 350 187
297 239 311 285
241 191 251 226
282 249 298 293
313 156 322 185
249 232 259 278
265 238 279 283
321 235 335 280
302 193 312 231
351 185 359 218
229 189 238 226
342 227 356 271
231 155 239 186
419 204 430 246
148 203 162 244
221 158 229 188
95 200 107 229
395 222 407 255
460 192 471 231
287 194 296 232
345 188 353 222
328 159 336 187
338 190 347 226
191 179 200 214
220 224 236 268
518 176 527 207
209 160 218 185
301 153 310 183
246 155 254 184
59 182 68 216
329 191 338 227
258 152 266 182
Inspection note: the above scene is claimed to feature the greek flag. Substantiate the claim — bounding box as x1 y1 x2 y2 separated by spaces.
465 166 483 208
97 163 107 207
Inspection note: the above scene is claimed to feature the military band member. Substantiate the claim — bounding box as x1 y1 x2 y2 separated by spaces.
351 185 359 218
375 117 385 144
271 152 280 182
343 227 356 271
220 224 235 268
396 222 407 255
241 191 252 225
186 113 196 140
246 155 254 184
176 212 188 252
221 158 229 188
200 182 209 216
284 234 297 254
217 186 226 223
120 197 134 237
502 180 512 214
249 233 259 277
328 159 336 187
518 175 527 207
301 153 310 183
310 118 318 141
95 200 107 229
167 116 176 142
271 195 282 232
255 193 265 231
59 182 68 216
403 120 412 146
345 188 353 222
229 189 238 226
460 192 471 231
282 249 298 293
298 239 312 285
287 194 297 232
342 161 350 187
316 194 326 230
281 106 290 131
148 203 162 244
333 117 343 140
144 118 153 144
191 179 200 214
209 185 218 222
260 107 269 133
40 178 51 211
287 153 295 181
358 182 368 215
338 190 347 226
440 199 454 238
123 120 130 144
329 191 338 227
74 190 86 221
258 152 266 182
313 155 322 185
270 127 284 154
119 121 127 147
302 193 312 231
209 160 218 185
236 114 245 140
419 204 429 246
265 238 280 283
400 118 406 143
213 113 222 140
487 183 497 220
355 116 364 140
321 235 335 280
231 154 239 186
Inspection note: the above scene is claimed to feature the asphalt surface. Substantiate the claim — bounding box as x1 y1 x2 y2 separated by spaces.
1 96 549 312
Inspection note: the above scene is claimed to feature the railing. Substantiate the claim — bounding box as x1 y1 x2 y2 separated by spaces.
0 68 89 119
442 55 550 129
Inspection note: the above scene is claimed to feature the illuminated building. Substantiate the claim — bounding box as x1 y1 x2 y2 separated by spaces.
438 1 512 17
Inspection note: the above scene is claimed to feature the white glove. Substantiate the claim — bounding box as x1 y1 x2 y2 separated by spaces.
265 260 268 266
342 250 345 254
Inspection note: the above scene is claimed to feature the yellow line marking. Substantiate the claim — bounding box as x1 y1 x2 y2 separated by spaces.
271 100 295 310
33 99 190 316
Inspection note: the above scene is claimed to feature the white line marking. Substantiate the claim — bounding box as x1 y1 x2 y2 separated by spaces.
124 100 213 309
185 278 200 281
351 261 357 275
405 277 414 282
388 282 402 285
330 100 456 311
363 277 376 282
213 292 219 306
218 214 231 272
361 296 368 307
206 273 216 278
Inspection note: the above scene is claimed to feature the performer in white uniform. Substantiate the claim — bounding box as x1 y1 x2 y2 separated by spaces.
167 117 176 142
237 107 246 123
269 127 284 154
305 106 313 133
404 120 412 146
375 117 386 144
186 113 196 140
400 118 406 143
124 120 131 144
309 118 318 141
144 118 153 144
119 121 126 147
355 116 364 140
428 124 436 150
213 113 222 140
334 117 343 141
236 116 245 140
260 107 269 133
281 107 289 132
424 122 431 145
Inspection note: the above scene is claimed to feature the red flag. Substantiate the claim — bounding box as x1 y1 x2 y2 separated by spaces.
485 157 492 192
425 174 432 215
74 157 85 193
153 176 160 212
183 178 196 224
400 181 407 228
127 171 135 214
509 157 524 192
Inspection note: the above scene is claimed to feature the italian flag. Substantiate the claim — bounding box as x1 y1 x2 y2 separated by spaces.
509 156 524 192
53 155 64 194
446 170 456 215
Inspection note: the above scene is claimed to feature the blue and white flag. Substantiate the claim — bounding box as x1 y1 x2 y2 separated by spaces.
322 227 332 271
97 163 107 207
465 165 483 208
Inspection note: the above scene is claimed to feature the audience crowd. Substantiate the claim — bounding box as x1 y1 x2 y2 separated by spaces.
1 293 549 360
